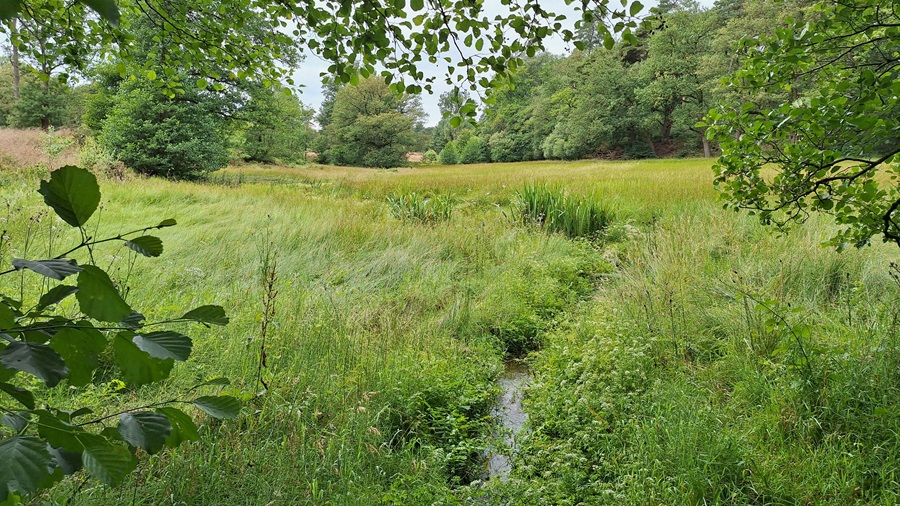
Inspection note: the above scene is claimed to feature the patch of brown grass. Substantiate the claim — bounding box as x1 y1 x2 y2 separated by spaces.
0 128 80 170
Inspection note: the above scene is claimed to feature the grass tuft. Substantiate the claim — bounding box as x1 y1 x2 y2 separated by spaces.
517 182 614 238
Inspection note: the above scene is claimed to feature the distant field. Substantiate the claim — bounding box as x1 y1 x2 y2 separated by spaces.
2 158 898 504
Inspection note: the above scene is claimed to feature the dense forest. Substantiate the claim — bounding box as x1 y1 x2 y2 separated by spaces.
1 0 814 172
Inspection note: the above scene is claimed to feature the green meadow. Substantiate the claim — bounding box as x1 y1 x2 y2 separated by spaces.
2 158 899 504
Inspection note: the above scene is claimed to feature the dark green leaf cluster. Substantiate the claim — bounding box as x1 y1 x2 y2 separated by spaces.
707 0 900 249
0 167 237 502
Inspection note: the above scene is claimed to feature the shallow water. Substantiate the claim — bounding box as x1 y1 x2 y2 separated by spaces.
485 359 531 481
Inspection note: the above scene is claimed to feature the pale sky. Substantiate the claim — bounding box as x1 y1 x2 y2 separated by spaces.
292 0 718 126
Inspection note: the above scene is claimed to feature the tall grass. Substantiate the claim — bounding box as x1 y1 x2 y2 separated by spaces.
386 191 454 223
517 182 613 238
3 153 895 504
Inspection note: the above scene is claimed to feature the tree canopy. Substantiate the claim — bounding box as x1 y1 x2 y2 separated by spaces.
707 0 900 249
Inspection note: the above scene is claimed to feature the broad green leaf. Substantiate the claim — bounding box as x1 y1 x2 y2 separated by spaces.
157 218 177 228
82 443 137 486
78 0 120 24
1 412 30 433
157 407 200 447
76 266 132 323
180 305 229 326
36 410 88 452
49 328 107 387
0 436 53 499
192 396 241 419
11 259 81 281
132 331 192 361
36 285 78 311
410 0 423 10
124 236 163 258
37 166 100 228
0 0 22 20
0 303 14 328
0 382 34 409
630 1 644 17
118 412 172 454
112 334 174 386
119 311 146 330
0 341 68 387
48 448 82 476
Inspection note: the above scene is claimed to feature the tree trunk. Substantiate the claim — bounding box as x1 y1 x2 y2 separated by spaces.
702 135 711 158
40 79 50 131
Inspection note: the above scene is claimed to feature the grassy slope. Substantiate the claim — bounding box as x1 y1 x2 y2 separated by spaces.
2 158 898 504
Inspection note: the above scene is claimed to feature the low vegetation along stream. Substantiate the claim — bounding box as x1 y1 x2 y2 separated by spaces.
2 157 900 504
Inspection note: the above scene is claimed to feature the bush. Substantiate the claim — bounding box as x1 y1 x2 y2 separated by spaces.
438 141 459 165
422 149 438 164
459 135 489 164
98 82 228 179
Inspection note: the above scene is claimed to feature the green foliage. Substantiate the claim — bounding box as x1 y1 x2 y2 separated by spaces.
708 0 900 249
317 77 420 168
0 167 235 502
238 85 315 164
438 141 459 165
459 135 489 165
517 183 614 238
98 80 227 178
422 149 438 164
386 191 454 223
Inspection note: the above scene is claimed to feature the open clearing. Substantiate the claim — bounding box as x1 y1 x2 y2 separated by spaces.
2 159 898 504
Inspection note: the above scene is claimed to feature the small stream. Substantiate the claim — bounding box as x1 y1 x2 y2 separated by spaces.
485 359 531 481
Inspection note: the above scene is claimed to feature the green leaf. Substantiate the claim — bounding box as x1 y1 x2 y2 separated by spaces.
124 236 163 258
0 0 22 20
192 396 241 419
0 436 53 499
0 341 68 387
630 1 644 17
180 305 229 326
0 382 34 409
119 311 146 331
196 78 208 89
36 285 78 312
118 412 171 455
82 443 137 486
77 0 120 24
132 331 192 361
146 69 157 80
112 334 174 386
37 166 100 228
410 0 423 10
1 412 30 433
11 259 82 281
0 303 15 328
48 448 82 476
49 328 107 387
36 410 88 452
76 266 132 323
157 218 177 228
157 407 200 447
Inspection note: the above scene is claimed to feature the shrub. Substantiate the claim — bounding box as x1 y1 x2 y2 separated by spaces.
422 149 438 164
98 82 228 179
459 136 489 164
438 141 459 165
